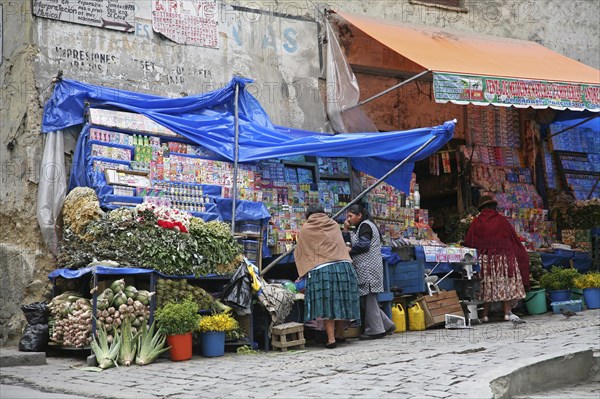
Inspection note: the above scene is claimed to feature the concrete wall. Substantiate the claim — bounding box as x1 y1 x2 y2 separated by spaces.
0 0 598 346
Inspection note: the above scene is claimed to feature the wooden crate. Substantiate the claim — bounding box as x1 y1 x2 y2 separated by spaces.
417 290 464 328
271 322 306 351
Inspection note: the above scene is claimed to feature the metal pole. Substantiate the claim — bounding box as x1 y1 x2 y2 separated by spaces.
260 133 440 276
231 83 240 235
342 70 430 112
547 115 598 139
587 175 600 200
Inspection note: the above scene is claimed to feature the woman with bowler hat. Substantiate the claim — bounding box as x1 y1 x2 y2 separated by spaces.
464 194 530 322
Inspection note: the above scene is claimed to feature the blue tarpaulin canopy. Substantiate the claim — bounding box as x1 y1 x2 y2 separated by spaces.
42 77 455 194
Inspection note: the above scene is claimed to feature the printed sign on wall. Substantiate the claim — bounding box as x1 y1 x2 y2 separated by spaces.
152 0 218 48
32 0 135 32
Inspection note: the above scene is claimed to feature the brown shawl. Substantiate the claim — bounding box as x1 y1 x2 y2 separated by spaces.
294 213 352 277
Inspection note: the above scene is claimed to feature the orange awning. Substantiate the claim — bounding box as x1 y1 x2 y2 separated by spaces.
335 11 600 111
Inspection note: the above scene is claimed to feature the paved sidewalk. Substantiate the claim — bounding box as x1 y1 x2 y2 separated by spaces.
1 309 599 399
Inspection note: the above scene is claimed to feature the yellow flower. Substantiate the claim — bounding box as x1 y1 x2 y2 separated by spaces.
198 312 239 333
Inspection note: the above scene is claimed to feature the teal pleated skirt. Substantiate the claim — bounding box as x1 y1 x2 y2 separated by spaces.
304 261 360 322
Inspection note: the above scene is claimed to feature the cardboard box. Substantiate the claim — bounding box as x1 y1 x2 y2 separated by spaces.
417 290 464 328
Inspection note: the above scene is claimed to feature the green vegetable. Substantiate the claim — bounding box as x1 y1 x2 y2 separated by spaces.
113 291 127 308
110 279 125 293
91 322 121 370
124 285 138 299
118 318 140 367
135 321 170 366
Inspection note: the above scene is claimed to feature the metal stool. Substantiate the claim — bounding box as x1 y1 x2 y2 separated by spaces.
271 322 306 352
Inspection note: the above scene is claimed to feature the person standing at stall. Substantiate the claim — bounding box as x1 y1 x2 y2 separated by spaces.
343 204 396 340
464 194 529 322
294 205 361 349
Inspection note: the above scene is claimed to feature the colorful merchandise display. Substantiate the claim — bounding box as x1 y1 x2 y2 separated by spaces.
465 106 556 249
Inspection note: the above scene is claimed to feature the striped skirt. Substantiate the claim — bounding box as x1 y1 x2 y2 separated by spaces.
304 261 360 322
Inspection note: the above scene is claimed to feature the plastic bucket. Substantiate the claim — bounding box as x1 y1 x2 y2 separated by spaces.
570 288 586 307
548 289 571 302
166 332 193 361
583 288 600 309
524 289 547 315
200 331 226 357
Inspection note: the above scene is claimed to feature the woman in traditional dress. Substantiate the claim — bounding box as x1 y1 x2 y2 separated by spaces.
343 204 395 339
464 194 530 322
294 205 360 348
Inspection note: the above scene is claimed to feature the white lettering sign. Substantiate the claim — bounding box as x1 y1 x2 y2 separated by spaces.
32 0 135 32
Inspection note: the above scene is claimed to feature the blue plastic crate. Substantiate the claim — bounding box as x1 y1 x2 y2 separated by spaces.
389 260 425 294
551 300 582 314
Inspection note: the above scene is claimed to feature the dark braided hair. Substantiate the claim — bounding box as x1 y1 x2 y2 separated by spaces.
305 204 325 218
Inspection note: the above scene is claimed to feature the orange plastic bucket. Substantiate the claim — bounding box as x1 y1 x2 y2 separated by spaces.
166 332 193 361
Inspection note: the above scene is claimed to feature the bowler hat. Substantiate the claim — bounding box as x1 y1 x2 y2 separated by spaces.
477 195 497 210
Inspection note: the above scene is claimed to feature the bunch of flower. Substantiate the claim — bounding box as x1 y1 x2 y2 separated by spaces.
136 203 191 233
197 311 239 333
573 272 600 290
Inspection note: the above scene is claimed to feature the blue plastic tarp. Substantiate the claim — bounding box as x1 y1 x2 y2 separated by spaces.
43 77 455 194
539 252 592 272
48 265 153 280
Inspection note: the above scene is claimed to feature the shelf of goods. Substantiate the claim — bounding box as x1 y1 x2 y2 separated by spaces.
463 106 556 250
82 108 438 265
48 266 254 350
554 151 600 200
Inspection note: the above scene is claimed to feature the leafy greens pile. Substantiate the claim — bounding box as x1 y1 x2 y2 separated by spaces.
58 205 243 276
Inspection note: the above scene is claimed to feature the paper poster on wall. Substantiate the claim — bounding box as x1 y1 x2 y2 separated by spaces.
32 0 135 32
152 0 218 48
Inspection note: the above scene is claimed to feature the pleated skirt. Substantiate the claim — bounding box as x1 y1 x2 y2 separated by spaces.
304 261 360 322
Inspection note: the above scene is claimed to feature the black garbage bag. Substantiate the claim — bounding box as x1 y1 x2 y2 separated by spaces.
19 324 49 352
21 302 49 325
19 302 50 352
221 263 252 314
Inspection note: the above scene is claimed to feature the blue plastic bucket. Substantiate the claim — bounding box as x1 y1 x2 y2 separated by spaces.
548 289 571 302
524 289 547 315
583 288 600 309
200 331 226 357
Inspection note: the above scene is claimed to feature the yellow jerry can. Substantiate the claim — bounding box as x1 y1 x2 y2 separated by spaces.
408 302 426 331
391 304 407 333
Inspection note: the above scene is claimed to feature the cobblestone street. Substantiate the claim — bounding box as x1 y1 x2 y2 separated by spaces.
1 309 599 399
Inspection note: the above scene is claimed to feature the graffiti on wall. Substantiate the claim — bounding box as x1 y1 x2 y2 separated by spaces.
152 0 218 48
32 0 136 32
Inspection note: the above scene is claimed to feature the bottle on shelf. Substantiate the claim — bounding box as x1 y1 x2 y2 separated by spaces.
414 184 420 210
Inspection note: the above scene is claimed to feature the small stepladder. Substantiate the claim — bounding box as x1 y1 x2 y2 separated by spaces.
271 322 306 352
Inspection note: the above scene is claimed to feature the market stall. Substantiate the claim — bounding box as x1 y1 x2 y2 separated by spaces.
37 73 458 351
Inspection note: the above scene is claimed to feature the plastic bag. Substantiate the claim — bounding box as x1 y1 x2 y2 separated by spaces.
19 324 49 352
21 302 49 325
221 263 252 314
18 302 50 352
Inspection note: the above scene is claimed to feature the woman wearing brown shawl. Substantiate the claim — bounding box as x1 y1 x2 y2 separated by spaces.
464 195 530 322
295 205 360 348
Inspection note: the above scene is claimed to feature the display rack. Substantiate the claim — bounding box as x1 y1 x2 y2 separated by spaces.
49 267 254 350
554 150 600 200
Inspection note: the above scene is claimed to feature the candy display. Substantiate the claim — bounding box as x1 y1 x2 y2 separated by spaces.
465 106 558 249
466 106 520 148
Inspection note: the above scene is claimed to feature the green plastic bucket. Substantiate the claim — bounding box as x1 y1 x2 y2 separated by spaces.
525 289 547 315
571 288 586 307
